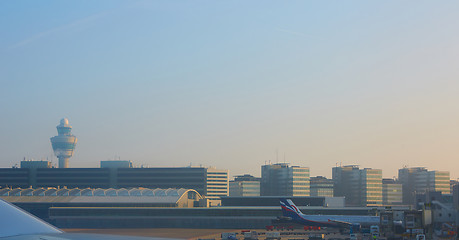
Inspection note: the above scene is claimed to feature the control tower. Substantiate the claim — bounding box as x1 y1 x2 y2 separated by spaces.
50 118 77 168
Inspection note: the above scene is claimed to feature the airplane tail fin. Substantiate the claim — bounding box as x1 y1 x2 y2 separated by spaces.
280 198 303 219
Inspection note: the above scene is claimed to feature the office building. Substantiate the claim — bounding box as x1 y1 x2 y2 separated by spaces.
360 168 383 206
382 178 403 205
100 160 133 168
450 180 458 195
50 118 77 168
310 176 333 197
332 165 361 206
398 167 450 205
261 163 310 196
205 167 229 204
0 168 30 188
427 170 450 194
20 160 51 169
453 184 459 210
229 174 260 197
398 167 425 205
332 165 382 206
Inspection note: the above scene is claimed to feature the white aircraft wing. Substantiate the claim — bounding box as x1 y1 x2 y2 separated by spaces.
0 198 180 240
0 198 62 237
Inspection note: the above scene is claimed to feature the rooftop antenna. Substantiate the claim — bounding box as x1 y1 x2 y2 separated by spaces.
283 152 286 163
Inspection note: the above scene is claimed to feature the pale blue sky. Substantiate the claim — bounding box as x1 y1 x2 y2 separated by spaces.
1 1 459 179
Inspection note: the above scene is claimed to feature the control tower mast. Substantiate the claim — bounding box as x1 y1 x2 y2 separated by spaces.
50 118 77 168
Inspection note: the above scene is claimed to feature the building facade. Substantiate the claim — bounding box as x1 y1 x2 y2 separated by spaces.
453 184 459 210
398 167 450 205
261 163 310 196
310 176 333 197
205 168 229 203
229 174 260 197
20 160 52 169
427 171 450 194
382 178 403 205
0 166 228 200
360 168 383 206
332 165 382 207
100 160 133 168
332 165 361 206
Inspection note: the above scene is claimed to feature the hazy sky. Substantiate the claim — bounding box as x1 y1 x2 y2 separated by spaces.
1 1 459 179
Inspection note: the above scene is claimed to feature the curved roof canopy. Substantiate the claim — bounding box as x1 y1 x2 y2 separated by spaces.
0 187 202 204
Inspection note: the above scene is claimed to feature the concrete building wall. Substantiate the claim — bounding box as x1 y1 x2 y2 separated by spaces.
454 184 459 209
310 176 333 197
399 167 451 205
382 179 403 205
360 168 382 206
0 167 228 198
333 166 382 207
20 160 51 169
428 171 450 194
333 165 361 206
261 163 309 196
100 160 133 168
229 174 260 197
205 168 229 203
229 181 260 196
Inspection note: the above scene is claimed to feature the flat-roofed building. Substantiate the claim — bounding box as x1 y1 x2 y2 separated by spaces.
229 174 260 197
261 163 310 196
100 160 133 168
0 168 30 188
205 168 229 205
450 180 458 195
333 165 382 207
398 167 450 205
333 165 361 206
36 168 111 188
428 171 450 194
115 167 207 194
310 176 333 197
382 178 403 205
20 160 51 169
361 168 383 206
453 184 459 209
0 166 228 200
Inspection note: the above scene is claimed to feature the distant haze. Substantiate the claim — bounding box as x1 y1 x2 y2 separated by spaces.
1 1 459 179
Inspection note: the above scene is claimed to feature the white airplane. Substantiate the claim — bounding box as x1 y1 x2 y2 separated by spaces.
280 198 380 232
0 198 180 240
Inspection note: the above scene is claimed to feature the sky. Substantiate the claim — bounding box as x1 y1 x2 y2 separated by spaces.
1 1 459 179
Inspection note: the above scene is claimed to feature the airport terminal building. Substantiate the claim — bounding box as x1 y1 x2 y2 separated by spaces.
0 166 228 203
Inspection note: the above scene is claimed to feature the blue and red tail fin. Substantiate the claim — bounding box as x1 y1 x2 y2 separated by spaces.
280 198 303 219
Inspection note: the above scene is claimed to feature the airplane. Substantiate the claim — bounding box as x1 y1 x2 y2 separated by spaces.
0 198 179 240
279 198 380 232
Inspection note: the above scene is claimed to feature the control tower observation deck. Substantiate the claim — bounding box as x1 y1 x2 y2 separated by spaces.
50 118 77 168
